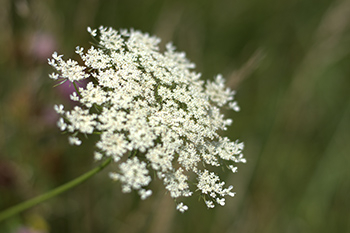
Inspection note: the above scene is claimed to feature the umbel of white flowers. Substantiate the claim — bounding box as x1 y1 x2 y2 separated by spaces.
48 26 245 212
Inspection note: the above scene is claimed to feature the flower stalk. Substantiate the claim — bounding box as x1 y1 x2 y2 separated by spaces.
0 157 112 222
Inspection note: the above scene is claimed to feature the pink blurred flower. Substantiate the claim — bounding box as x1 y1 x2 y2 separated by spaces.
30 33 57 62
15 227 44 233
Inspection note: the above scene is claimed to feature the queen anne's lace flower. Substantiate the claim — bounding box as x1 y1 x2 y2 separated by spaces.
49 26 245 212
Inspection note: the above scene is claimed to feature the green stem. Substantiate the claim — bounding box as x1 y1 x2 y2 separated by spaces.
73 81 82 98
0 157 112 222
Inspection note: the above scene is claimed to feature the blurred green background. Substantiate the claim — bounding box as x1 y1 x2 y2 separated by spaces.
1 0 350 232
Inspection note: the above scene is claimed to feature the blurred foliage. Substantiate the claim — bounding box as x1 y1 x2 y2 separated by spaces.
1 0 350 232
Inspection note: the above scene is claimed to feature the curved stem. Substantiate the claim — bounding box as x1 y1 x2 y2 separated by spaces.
73 81 82 98
0 157 112 222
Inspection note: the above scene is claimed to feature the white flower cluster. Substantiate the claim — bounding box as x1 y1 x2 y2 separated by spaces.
49 26 245 212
